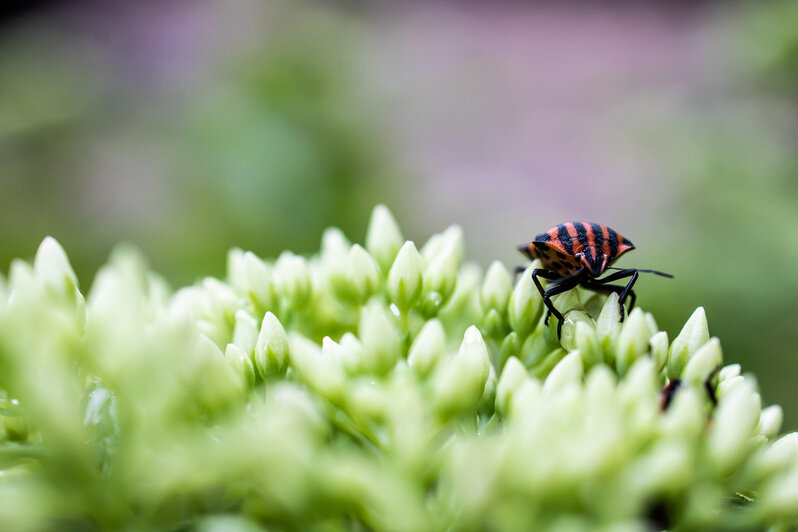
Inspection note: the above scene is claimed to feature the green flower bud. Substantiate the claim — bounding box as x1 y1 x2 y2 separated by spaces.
232 309 258 354
575 321 602 369
719 363 741 381
482 308 505 339
387 241 424 311
496 356 529 417
615 308 652 375
480 261 512 312
649 331 669 372
758 405 783 439
760 468 798 517
499 331 520 368
254 312 289 378
543 351 582 395
328 333 364 375
707 379 761 474
33 236 79 298
365 204 404 273
274 251 312 309
759 434 798 475
423 241 460 303
681 338 722 386
660 387 705 441
433 326 491 417
289 333 345 402
559 310 593 352
407 319 446 378
596 293 621 354
347 244 382 303
359 299 401 375
507 265 542 338
225 343 256 387
228 249 278 311
193 334 245 407
421 225 465 265
667 307 709 380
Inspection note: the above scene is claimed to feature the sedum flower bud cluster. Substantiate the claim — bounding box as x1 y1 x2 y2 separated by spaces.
0 206 797 531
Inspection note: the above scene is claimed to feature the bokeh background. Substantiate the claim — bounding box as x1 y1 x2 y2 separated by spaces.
1 1 797 427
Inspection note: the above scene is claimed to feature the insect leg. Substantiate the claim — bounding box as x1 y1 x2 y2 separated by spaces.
590 269 639 321
533 269 583 338
581 280 636 321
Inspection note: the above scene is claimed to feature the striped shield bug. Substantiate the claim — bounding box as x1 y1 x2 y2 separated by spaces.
517 222 673 337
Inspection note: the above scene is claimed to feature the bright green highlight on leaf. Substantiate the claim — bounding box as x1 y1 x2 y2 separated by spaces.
0 206 797 531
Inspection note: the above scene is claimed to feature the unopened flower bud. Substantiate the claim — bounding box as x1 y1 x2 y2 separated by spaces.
649 331 669 372
347 244 382 303
254 312 289 378
668 307 709 380
408 319 447 377
232 310 259 354
682 338 722 386
708 379 761 474
365 204 404 272
616 308 651 375
507 265 542 338
433 326 491 417
274 252 312 309
480 261 512 312
225 343 256 387
359 299 401 375
387 241 424 311
496 356 528 417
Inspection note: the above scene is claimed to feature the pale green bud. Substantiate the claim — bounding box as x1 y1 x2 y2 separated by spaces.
232 309 258 354
596 292 621 351
559 310 593 352
618 357 657 411
482 308 505 339
575 321 602 369
359 299 401 375
667 307 709 380
758 405 783 439
433 326 491 417
649 331 669 372
347 244 382 303
707 379 761 474
480 261 512 312
719 363 741 381
254 312 289 378
228 249 278 311
543 351 582 395
331 333 365 375
387 241 423 311
274 252 312 308
437 263 481 320
499 332 520 368
423 241 460 303
584 364 617 412
407 319 446 377
507 265 542 338
33 236 79 297
496 356 529 417
681 338 722 386
347 377 387 424
225 343 256 387
365 204 404 272
616 308 652 375
289 333 345 402
760 468 798 517
759 433 798 474
717 375 744 402
193 334 245 406
421 225 465 265
660 387 705 441
509 378 543 421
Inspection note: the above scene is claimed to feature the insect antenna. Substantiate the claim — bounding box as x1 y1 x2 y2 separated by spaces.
606 267 674 278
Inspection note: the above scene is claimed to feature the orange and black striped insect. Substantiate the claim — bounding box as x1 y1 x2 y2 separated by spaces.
517 222 673 337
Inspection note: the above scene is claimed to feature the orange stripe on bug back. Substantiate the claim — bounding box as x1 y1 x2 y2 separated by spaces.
565 222 583 254
600 225 611 257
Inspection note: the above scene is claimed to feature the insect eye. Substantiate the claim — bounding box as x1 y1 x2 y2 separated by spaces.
574 253 583 261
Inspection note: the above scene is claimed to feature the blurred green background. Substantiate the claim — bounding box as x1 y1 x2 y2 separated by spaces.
1 1 797 427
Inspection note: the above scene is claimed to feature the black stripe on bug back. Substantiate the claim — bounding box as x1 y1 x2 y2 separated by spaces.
590 223 607 274
534 231 551 243
557 224 574 255
574 222 594 266
608 227 619 259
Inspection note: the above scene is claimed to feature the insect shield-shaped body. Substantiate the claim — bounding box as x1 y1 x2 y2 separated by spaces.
517 222 672 337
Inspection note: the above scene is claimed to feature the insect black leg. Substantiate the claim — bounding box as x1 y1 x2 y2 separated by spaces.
581 281 636 321
532 269 583 338
589 269 640 321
